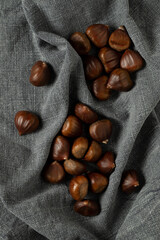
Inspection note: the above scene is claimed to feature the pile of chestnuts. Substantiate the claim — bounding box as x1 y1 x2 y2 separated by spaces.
43 103 115 216
70 24 144 100
14 23 142 217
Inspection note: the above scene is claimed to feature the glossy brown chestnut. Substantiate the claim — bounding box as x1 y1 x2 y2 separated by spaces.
98 47 121 73
74 200 101 216
120 49 144 72
64 159 86 175
83 55 103 80
72 137 89 159
97 152 115 174
69 175 89 201
107 68 133 91
121 170 139 194
86 24 109 48
109 26 131 52
75 103 98 124
88 172 108 193
92 76 111 100
15 111 39 135
84 141 102 162
89 119 112 143
69 32 91 55
52 135 70 161
61 115 82 138
43 161 65 183
29 61 51 86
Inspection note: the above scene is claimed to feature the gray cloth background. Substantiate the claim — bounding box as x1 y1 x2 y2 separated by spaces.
0 0 160 239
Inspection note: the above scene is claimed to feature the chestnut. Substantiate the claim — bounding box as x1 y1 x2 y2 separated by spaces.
92 76 111 101
69 175 88 201
88 172 108 193
89 119 112 143
43 161 65 183
75 103 98 124
74 200 101 216
107 68 133 92
64 159 86 175
15 111 39 135
69 32 91 55
109 26 131 52
86 24 109 48
83 55 103 80
29 61 51 86
121 170 139 194
120 49 144 72
84 141 102 162
52 135 70 161
61 115 82 138
98 47 121 73
97 152 115 174
72 137 89 159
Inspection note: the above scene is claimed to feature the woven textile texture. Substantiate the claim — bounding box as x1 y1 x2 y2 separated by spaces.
0 0 160 239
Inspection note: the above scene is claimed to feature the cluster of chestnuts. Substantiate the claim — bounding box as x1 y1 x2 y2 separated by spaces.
14 23 142 217
43 103 114 216
70 24 144 100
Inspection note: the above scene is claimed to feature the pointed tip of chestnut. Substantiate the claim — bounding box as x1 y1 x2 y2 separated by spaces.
29 61 51 87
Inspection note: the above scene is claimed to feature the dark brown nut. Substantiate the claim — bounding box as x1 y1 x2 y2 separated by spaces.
107 68 133 91
86 24 109 48
109 26 131 52
74 200 101 216
69 175 88 201
15 111 39 136
88 172 108 193
121 170 139 194
52 135 70 161
29 61 51 86
92 76 112 100
75 103 98 124
89 119 112 144
43 161 65 183
98 47 121 73
97 152 115 174
83 55 103 80
120 49 144 72
84 141 102 162
64 159 86 175
61 115 82 138
69 32 91 55
72 137 89 159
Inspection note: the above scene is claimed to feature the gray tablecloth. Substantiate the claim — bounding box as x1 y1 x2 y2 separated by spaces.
0 0 160 239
